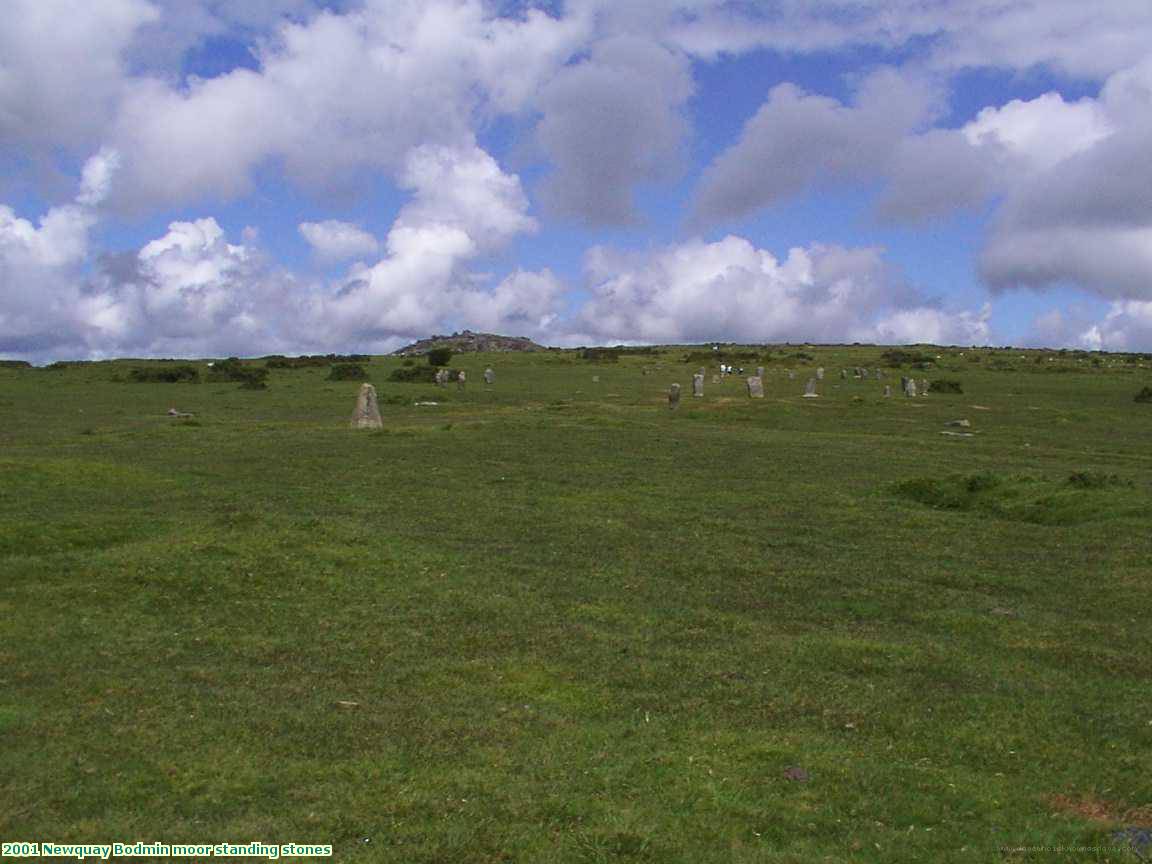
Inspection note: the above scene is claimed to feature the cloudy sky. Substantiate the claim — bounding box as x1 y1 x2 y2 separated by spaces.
2 0 1152 361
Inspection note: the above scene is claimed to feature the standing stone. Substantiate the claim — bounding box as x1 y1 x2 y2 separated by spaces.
816 367 825 380
884 385 892 398
747 376 764 398
692 373 705 397
592 375 600 383
711 374 721 385
350 383 383 429
875 368 883 379
434 368 448 387
920 378 929 395
787 369 797 381
803 378 819 398
756 366 765 379
905 379 918 397
483 367 495 385
840 369 848 380
668 383 681 409
457 370 466 390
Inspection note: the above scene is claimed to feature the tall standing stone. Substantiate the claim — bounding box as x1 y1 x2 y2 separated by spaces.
668 383 681 409
692 373 705 397
747 376 764 398
905 379 918 397
884 384 892 398
920 378 929 395
483 367 495 385
350 383 383 429
803 378 819 398
816 367 825 380
457 370 467 390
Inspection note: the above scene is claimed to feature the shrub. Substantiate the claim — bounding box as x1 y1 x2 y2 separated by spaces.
1067 472 1128 489
265 353 370 369
208 358 268 389
328 363 367 381
128 365 200 383
881 349 934 367
929 378 964 394
427 348 453 367
1135 386 1152 403
0 360 31 369
581 348 620 362
388 365 439 383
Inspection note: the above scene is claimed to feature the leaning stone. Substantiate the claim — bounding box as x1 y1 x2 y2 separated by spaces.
350 383 383 429
668 383 681 409
747 376 764 398
692 373 704 397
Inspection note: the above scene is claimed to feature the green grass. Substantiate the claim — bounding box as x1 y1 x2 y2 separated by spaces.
1 346 1151 862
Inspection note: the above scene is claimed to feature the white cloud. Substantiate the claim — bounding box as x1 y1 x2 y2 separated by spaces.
693 68 939 224
574 235 986 346
535 35 693 224
299 220 379 262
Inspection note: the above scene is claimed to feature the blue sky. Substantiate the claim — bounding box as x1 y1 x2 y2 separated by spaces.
2 0 1151 361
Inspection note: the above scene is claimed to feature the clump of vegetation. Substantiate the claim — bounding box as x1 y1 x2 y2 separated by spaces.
682 350 762 364
264 353 369 369
328 363 367 381
929 379 964 394
389 365 440 383
581 348 620 362
427 347 454 367
892 471 1146 525
1134 386 1152 403
881 349 934 367
1066 472 1130 490
128 365 200 383
208 357 268 389
0 360 31 369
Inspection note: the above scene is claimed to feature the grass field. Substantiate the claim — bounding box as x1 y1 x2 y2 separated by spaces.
2 345 1151 862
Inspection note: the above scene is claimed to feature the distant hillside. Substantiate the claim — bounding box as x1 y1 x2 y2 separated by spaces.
392 330 545 355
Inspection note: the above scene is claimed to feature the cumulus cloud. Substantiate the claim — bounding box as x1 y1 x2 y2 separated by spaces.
979 59 1152 299
573 235 988 346
535 35 693 225
299 220 379 262
693 68 939 225
106 1 585 210
0 0 155 155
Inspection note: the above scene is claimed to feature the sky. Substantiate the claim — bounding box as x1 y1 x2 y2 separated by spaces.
2 0 1152 362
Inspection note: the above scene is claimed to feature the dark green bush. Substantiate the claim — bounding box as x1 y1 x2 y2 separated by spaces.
929 379 964 394
265 353 369 369
881 349 934 367
328 363 367 381
128 365 200 383
208 358 268 389
1135 386 1152 403
389 365 439 383
427 348 453 367
0 360 31 368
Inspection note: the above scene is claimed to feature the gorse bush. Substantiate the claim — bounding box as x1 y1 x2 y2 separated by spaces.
929 379 964 394
388 365 440 383
208 358 268 389
881 349 934 367
1135 386 1152 403
128 365 200 383
328 363 367 381
264 353 369 369
427 348 453 367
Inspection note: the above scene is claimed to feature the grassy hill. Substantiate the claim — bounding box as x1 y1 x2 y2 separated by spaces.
2 345 1150 862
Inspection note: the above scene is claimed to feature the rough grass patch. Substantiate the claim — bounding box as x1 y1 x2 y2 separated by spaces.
128 365 200 383
1134 386 1152 403
891 472 1148 525
327 363 367 381
929 378 964 393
